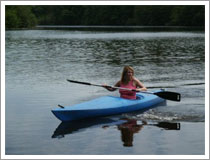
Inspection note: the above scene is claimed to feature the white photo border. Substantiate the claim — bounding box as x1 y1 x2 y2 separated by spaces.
1 1 209 159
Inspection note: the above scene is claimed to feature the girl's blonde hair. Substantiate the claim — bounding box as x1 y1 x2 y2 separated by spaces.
121 66 134 84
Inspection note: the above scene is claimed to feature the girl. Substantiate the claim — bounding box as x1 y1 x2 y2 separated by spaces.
104 66 147 99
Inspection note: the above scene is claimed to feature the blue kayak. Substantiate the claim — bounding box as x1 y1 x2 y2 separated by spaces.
52 90 166 122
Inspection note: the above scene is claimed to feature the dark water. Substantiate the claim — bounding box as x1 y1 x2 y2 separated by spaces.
5 27 205 155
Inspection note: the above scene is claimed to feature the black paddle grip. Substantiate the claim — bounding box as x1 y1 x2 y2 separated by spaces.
67 79 91 85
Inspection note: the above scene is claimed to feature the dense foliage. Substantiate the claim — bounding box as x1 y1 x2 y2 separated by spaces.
6 6 37 29
6 5 205 29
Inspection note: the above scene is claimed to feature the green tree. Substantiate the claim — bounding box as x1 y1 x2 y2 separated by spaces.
6 6 37 29
6 5 205 28
6 8 20 28
133 6 173 26
170 6 205 26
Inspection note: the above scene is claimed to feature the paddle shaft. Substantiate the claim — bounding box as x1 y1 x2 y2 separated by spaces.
67 79 139 92
67 79 181 101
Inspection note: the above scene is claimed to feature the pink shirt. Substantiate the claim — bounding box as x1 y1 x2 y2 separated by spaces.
119 81 136 99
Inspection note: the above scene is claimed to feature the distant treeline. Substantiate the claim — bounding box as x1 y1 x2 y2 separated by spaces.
6 5 205 29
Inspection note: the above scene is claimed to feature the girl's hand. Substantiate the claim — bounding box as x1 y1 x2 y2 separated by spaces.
102 84 114 90
102 84 116 91
136 88 147 92
135 88 141 92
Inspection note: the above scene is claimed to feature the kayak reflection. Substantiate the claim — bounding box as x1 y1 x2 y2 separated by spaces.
52 117 127 138
52 117 180 142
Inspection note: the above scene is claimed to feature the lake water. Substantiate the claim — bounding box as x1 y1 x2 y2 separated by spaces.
5 27 205 155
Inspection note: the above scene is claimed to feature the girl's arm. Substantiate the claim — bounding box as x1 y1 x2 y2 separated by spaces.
133 77 147 91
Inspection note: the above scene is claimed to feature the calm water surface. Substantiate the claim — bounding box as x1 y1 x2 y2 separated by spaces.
5 28 205 155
